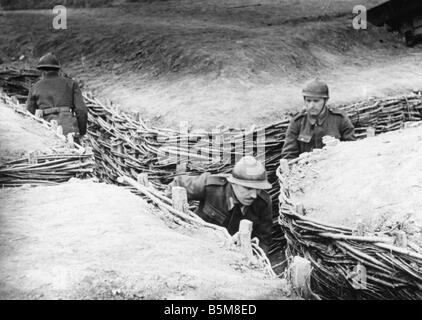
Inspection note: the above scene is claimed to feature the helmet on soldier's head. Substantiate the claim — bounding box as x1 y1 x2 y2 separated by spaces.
36 53 61 70
227 156 272 190
302 79 329 99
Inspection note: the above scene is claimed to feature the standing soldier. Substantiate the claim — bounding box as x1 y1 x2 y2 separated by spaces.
26 53 88 143
167 156 273 255
281 79 355 159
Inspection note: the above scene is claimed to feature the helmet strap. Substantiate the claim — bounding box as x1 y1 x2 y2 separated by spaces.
316 100 328 118
304 97 328 117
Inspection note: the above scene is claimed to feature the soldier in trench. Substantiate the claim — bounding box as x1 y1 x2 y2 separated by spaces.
167 156 273 255
280 79 356 159
26 52 88 144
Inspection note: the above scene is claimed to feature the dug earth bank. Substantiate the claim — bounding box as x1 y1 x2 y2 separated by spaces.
2 0 422 129
286 125 422 247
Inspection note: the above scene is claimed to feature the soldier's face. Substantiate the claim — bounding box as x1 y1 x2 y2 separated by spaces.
232 183 258 206
304 97 326 116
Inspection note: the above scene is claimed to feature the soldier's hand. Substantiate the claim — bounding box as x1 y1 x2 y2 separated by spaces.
80 135 89 146
164 185 172 199
73 133 86 147
322 135 339 147
232 232 240 245
251 237 260 246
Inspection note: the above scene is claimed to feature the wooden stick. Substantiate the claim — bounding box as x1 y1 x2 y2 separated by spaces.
171 186 188 213
67 133 74 148
34 109 43 118
366 126 376 137
394 231 408 248
27 151 38 164
239 219 253 260
56 125 63 136
350 263 367 290
336 241 390 268
137 173 150 187
318 232 393 243
353 219 365 236
279 159 289 174
288 256 313 299
294 202 305 215
50 119 58 130
374 242 422 261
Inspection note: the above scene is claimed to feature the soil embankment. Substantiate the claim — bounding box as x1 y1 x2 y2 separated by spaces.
286 125 422 246
2 0 422 128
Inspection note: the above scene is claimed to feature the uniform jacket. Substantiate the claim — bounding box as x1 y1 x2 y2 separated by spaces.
281 106 355 159
26 72 88 136
169 173 273 254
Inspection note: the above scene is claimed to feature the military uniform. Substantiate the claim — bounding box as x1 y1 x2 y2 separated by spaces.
169 172 273 254
281 106 356 159
26 71 88 136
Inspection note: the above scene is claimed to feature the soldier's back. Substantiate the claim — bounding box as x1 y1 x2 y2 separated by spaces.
33 75 74 110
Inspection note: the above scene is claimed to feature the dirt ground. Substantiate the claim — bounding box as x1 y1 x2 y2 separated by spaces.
2 0 422 129
0 179 289 300
0 102 64 163
285 125 422 246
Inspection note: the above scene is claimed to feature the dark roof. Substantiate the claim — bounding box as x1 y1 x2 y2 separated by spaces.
367 0 422 26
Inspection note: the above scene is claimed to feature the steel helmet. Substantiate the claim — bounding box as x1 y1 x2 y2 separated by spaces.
302 79 329 98
36 53 60 70
227 156 272 190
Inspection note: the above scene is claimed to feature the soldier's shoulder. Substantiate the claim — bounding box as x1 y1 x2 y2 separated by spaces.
32 77 45 87
291 109 307 121
59 75 76 84
205 174 229 186
257 189 271 204
328 106 349 118
31 77 49 91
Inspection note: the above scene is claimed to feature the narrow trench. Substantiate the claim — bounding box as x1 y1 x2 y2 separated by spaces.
82 91 422 284
1 71 422 299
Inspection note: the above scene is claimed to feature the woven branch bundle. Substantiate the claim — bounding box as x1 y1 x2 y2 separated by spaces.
0 153 95 187
277 166 422 300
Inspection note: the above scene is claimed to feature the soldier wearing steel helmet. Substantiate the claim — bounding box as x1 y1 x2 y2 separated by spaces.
281 79 356 159
167 156 273 254
26 53 88 141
